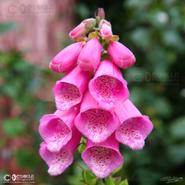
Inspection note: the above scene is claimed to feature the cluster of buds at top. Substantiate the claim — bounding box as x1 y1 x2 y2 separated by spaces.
39 11 154 179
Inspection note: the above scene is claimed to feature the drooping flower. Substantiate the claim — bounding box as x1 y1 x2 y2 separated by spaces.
89 60 129 110
99 19 112 39
39 107 79 152
82 136 123 178
53 66 90 110
69 18 96 40
108 41 136 69
49 42 84 73
115 100 153 150
78 38 102 72
75 91 120 143
39 129 81 176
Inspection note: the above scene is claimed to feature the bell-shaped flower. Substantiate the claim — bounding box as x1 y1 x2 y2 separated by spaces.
108 41 136 69
39 129 81 176
54 66 90 110
75 91 120 143
39 107 79 152
89 60 129 110
78 38 102 72
82 136 123 178
115 100 153 150
69 18 96 40
49 42 84 73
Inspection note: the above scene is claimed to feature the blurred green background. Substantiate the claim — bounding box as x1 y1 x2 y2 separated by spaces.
0 0 185 185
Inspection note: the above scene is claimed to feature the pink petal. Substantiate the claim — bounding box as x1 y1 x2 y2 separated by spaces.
39 107 79 152
39 130 81 176
78 38 102 72
39 142 73 176
115 100 153 150
82 136 123 178
89 60 129 109
75 91 120 143
49 42 84 73
53 66 90 110
108 41 136 69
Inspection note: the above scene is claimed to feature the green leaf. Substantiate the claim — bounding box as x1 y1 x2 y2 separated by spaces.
0 22 17 34
2 118 26 137
105 176 115 185
67 176 82 185
90 178 98 185
78 137 86 153
97 181 105 185
82 170 97 185
119 179 128 185
78 143 86 153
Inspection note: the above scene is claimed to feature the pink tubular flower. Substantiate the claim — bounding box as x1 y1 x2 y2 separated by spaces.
39 107 79 152
39 130 81 176
49 42 84 73
78 38 102 72
53 66 90 111
75 91 120 143
108 41 136 69
115 100 153 150
82 136 123 178
69 18 96 40
89 60 129 110
99 20 112 39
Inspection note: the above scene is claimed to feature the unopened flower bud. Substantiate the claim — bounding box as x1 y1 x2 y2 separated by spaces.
108 41 136 69
99 19 112 39
78 38 102 72
69 18 96 40
83 18 96 30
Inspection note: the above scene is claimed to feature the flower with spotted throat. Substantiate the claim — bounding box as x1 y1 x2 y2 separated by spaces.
39 9 153 179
